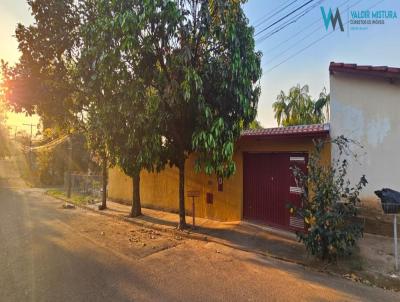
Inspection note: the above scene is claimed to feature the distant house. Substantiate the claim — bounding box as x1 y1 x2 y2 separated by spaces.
108 124 330 231
330 62 400 206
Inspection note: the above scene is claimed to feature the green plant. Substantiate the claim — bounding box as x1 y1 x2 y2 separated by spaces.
46 189 94 205
273 85 330 126
78 1 166 217
289 136 367 261
81 0 261 228
140 0 262 228
1 0 80 129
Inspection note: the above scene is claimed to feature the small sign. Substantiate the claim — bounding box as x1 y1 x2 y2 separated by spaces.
187 190 200 198
290 186 303 194
217 177 223 192
290 156 305 163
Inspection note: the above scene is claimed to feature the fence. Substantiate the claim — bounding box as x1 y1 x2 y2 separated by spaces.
64 173 103 199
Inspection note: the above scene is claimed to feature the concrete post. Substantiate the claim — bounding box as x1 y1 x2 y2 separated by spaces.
394 214 398 271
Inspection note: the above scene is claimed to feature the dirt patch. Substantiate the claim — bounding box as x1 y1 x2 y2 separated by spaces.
55 205 186 259
318 234 400 292
358 234 399 277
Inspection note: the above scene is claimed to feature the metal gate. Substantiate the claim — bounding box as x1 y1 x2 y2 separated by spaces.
243 152 307 230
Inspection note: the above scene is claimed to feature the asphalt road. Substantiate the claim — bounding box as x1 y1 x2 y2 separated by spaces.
0 156 399 302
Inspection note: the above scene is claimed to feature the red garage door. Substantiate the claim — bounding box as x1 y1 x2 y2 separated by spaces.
243 152 307 231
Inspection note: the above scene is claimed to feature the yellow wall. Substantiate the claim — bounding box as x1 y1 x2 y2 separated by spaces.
108 136 331 221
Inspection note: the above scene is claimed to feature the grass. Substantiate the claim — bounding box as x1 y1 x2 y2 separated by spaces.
46 189 97 205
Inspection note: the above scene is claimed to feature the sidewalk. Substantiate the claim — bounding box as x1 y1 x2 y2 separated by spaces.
84 200 309 265
83 201 400 289
49 192 400 291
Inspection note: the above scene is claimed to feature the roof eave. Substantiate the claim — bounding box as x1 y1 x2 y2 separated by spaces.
240 130 330 140
329 62 400 81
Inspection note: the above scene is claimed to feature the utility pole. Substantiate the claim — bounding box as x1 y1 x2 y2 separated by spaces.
394 214 398 271
66 136 73 198
23 123 35 170
6 126 12 138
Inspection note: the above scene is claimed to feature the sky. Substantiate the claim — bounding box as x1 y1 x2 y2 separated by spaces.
0 0 399 130
0 0 37 134
244 0 400 126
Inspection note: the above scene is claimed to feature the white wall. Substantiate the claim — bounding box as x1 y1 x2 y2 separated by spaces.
330 73 400 201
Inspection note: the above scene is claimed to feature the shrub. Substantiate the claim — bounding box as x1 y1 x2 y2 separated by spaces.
289 136 367 261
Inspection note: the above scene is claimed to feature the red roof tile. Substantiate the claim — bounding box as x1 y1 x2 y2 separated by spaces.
330 62 400 80
241 123 330 139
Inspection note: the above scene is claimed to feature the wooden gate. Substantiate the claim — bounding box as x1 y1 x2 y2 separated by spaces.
243 152 307 230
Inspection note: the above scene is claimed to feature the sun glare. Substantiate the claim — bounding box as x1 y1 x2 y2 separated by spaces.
6 111 40 134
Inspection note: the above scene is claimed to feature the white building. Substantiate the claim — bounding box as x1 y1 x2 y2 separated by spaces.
330 62 400 204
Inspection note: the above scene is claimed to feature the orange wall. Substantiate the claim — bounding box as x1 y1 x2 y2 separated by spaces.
108 136 331 221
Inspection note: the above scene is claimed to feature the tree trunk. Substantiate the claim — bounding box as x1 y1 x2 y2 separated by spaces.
130 172 142 217
178 159 187 229
99 156 107 210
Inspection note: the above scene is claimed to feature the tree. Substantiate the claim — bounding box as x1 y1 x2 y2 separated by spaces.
0 98 7 125
85 106 109 210
5 0 262 229
2 0 112 201
0 99 10 159
248 120 263 129
1 0 81 129
138 0 262 228
33 132 94 187
78 0 164 217
1 0 83 187
104 93 163 217
289 137 367 261
273 85 330 126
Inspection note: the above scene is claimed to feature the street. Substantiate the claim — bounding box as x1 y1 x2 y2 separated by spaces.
0 157 399 302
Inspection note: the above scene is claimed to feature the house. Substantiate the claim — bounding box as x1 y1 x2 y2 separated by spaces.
109 61 400 231
108 123 330 231
330 62 400 207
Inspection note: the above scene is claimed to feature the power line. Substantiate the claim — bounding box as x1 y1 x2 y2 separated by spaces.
256 0 326 44
19 135 70 152
264 0 385 73
253 0 297 27
31 135 70 151
261 0 327 42
253 0 299 28
265 25 322 65
259 0 352 50
264 0 363 66
264 0 357 66
255 0 316 37
266 29 335 73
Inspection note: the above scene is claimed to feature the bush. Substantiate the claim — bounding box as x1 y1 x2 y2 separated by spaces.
33 133 98 186
289 136 367 261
